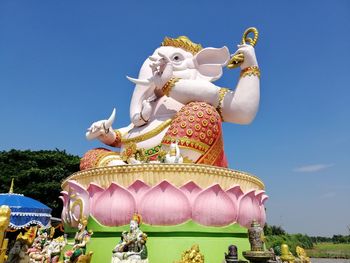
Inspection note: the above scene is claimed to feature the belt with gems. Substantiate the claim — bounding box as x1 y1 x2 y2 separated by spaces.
121 119 172 144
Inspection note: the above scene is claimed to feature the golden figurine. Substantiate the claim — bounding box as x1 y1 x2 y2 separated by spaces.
0 205 11 263
280 244 295 263
296 246 311 263
176 244 204 263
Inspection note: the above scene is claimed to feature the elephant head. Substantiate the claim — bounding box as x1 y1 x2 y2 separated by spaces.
127 36 230 127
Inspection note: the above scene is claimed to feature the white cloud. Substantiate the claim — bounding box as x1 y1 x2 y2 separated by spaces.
293 163 334 173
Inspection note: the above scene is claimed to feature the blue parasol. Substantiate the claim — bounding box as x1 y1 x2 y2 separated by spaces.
0 180 52 229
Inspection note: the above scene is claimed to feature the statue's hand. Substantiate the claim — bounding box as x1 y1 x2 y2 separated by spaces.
232 44 258 69
86 108 116 141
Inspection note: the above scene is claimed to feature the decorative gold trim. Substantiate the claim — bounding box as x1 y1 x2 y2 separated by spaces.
197 135 224 166
216 88 230 120
241 27 259 47
62 163 265 192
121 119 172 144
162 136 210 154
162 77 180 97
240 66 260 79
161 36 203 55
108 130 122 147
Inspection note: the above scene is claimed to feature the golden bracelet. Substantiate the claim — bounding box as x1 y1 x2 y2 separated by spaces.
162 77 180 97
108 130 122 147
216 88 230 120
240 66 260 79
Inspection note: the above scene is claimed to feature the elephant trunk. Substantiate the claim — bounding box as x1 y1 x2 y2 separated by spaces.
129 58 156 126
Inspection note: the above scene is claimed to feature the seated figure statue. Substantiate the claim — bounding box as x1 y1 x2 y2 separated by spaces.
81 32 260 169
41 235 66 263
111 214 148 263
64 217 92 263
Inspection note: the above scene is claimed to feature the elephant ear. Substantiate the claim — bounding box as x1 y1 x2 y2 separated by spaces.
194 46 230 82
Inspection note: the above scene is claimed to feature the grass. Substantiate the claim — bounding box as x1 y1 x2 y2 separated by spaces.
306 243 350 259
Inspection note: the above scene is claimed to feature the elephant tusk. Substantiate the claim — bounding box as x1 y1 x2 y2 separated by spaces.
126 76 151 86
104 108 116 129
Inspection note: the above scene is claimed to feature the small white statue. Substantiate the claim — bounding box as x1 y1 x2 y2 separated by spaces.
111 214 148 263
164 140 183 164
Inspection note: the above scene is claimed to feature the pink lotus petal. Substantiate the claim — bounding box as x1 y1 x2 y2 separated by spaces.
259 194 269 226
140 181 191 225
255 190 266 204
127 180 150 208
180 181 202 206
87 183 105 211
237 189 260 228
92 183 136 226
67 180 90 227
59 191 69 207
59 191 69 224
193 184 236 226
226 185 243 222
254 190 266 225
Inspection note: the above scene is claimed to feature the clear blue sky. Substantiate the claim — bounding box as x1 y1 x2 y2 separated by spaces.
1 0 349 237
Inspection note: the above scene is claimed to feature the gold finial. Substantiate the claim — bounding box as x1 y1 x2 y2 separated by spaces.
241 27 259 47
79 215 88 227
161 36 203 55
227 27 259 69
9 178 14 194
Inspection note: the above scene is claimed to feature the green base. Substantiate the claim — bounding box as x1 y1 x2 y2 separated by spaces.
64 217 250 263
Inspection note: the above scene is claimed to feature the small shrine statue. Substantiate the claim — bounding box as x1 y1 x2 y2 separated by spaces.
41 235 66 263
28 227 54 262
111 213 148 263
5 239 29 263
64 217 92 263
295 246 310 263
280 244 295 263
225 245 238 263
164 140 183 164
176 244 204 263
247 220 265 251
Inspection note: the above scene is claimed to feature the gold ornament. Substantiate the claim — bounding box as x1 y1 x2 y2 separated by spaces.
62 163 266 192
121 119 172 144
79 215 88 227
161 36 203 55
176 244 204 263
162 77 180 97
216 88 230 120
240 66 260 79
227 27 259 69
132 213 142 225
280 244 295 263
296 246 311 263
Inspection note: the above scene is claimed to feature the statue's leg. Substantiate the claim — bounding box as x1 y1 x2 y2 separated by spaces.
80 148 124 170
162 102 228 167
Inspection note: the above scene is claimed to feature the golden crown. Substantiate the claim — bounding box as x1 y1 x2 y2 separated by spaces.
79 215 88 227
161 36 203 55
132 213 142 225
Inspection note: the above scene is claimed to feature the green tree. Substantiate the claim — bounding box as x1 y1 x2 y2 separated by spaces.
0 149 80 217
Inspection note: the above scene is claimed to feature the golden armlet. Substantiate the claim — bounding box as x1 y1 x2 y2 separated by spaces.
240 66 260 79
108 130 122 147
162 77 180 97
216 88 230 120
